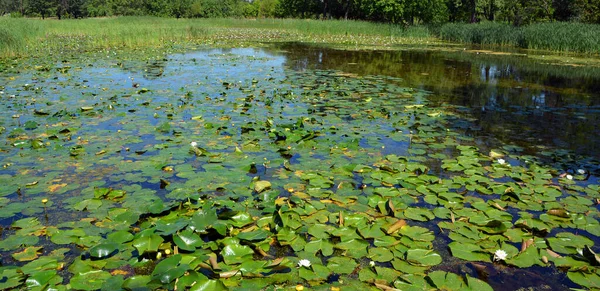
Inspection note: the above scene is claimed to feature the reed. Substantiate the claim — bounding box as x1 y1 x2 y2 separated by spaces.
439 21 600 54
0 17 435 58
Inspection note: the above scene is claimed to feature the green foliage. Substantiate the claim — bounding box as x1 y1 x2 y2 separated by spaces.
440 21 600 53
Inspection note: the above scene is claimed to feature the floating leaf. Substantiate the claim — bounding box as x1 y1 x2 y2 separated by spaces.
12 247 43 262
448 242 490 262
89 243 118 259
173 229 203 251
132 233 164 255
70 270 111 290
254 181 272 193
406 249 442 266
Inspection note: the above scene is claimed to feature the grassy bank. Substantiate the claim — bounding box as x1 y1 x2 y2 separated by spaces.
2 17 599 58
440 21 600 54
0 17 434 58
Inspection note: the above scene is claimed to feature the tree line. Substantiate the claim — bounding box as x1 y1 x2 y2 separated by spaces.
1 0 599 25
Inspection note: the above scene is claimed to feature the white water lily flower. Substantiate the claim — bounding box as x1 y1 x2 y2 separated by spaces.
298 259 311 268
369 261 376 267
493 249 508 261
497 158 506 165
577 169 585 175
566 174 573 180
190 141 198 147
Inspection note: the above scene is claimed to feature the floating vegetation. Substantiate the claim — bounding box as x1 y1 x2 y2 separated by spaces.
0 46 598 290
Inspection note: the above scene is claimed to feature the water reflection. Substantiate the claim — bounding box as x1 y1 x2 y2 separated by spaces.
273 43 600 159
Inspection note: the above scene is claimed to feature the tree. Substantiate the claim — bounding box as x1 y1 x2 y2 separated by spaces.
28 0 53 18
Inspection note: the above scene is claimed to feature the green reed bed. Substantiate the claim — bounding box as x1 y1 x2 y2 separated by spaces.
440 21 600 54
523 22 600 54
0 17 435 58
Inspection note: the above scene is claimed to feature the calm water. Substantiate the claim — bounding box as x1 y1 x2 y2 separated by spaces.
275 43 600 162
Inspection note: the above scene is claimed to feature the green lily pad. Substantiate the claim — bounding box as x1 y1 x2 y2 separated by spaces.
89 243 118 259
448 242 490 262
12 246 43 262
132 233 164 255
151 255 188 284
567 271 600 289
405 249 442 266
173 229 203 251
221 239 254 265
70 270 111 290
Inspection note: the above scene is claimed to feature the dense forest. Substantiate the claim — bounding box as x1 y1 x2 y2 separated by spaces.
1 0 599 25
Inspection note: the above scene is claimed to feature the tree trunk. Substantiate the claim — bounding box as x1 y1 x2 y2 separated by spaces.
322 0 328 19
488 0 495 21
470 0 477 22
343 0 351 20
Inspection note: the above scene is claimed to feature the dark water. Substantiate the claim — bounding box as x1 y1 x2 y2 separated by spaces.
274 43 600 162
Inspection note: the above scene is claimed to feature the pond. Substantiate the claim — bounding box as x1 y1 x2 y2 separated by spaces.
0 43 598 290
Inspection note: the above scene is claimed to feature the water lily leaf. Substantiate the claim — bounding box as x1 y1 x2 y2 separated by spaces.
107 230 134 244
448 242 490 262
307 223 332 239
391 258 429 274
132 234 164 255
227 212 254 228
404 207 435 222
173 229 203 251
299 263 329 281
428 271 464 290
336 239 369 258
222 240 254 265
567 271 600 289
405 249 442 266
189 279 228 291
25 270 58 288
0 268 24 290
506 245 543 268
327 257 357 274
100 275 125 291
152 254 188 284
237 229 270 241
358 223 386 239
369 247 394 262
305 239 334 256
12 246 43 262
89 242 118 259
547 232 594 255
122 275 151 290
190 209 218 231
465 275 493 291
21 257 59 274
73 199 102 211
375 266 401 283
394 274 432 290
70 270 111 290
478 219 508 234
254 180 272 193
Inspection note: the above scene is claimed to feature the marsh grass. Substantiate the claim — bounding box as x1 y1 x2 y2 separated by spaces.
440 21 600 54
0 17 435 57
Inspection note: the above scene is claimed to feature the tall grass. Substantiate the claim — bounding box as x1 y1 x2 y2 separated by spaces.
523 22 600 53
440 21 600 54
0 17 435 58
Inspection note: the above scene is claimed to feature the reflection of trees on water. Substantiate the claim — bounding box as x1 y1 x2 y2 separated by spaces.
277 43 600 157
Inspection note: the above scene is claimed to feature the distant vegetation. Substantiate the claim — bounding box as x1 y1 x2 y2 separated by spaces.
440 21 600 53
1 0 600 55
0 17 437 57
1 0 599 25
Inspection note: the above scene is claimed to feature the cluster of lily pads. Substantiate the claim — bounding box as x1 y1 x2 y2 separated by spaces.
0 47 598 290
